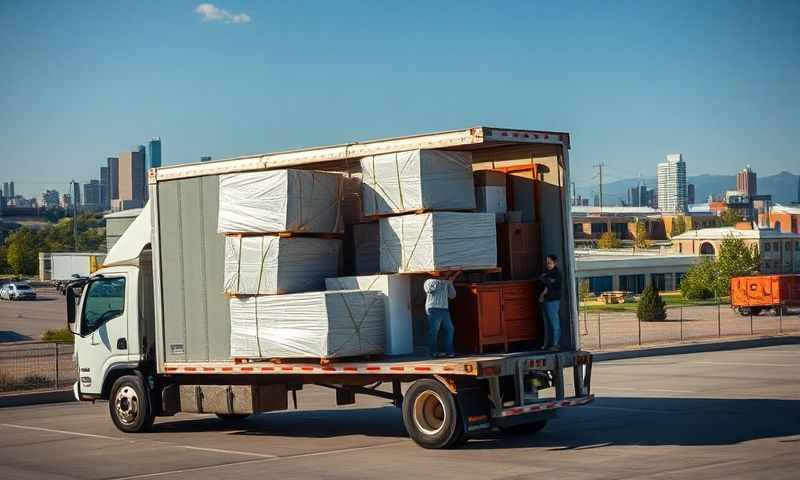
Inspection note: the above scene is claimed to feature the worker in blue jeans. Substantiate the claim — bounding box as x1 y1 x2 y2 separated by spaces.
424 271 461 358
538 255 562 351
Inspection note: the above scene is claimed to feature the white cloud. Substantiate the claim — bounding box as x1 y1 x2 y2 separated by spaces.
195 3 251 24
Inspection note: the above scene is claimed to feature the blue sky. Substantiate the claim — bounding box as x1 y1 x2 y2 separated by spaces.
1 0 798 196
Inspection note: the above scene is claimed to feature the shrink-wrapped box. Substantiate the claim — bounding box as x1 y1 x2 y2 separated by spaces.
218 169 343 234
474 170 507 222
380 212 497 273
224 235 341 295
360 150 475 217
229 291 385 359
326 275 413 355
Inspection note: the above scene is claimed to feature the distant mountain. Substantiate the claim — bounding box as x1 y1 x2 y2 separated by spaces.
576 171 799 205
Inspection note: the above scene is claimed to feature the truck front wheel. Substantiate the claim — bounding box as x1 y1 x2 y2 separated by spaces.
402 379 463 449
109 375 155 433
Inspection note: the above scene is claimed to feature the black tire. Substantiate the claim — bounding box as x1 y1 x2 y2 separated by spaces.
402 379 463 449
772 306 787 316
751 307 763 316
499 420 549 435
737 308 750 316
216 413 249 422
109 375 155 433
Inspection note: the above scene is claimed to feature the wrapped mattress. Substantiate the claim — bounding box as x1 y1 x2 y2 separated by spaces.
325 275 413 355
360 149 475 217
224 235 341 295
230 291 385 359
380 212 497 273
218 169 343 234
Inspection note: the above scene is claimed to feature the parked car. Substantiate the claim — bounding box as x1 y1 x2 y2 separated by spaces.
0 282 37 301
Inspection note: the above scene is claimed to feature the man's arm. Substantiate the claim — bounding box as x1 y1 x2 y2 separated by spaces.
424 279 439 294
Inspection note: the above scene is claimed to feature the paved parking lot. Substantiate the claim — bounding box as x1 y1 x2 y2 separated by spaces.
0 344 797 479
0 287 65 342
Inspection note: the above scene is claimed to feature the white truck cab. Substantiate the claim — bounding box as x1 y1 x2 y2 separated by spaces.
67 203 155 417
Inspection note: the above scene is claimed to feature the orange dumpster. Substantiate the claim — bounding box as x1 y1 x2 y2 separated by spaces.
730 274 800 316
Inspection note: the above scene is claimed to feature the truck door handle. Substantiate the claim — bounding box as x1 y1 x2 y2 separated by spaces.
117 338 128 350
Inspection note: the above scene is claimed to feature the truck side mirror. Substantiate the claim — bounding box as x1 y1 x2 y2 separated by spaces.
66 287 78 333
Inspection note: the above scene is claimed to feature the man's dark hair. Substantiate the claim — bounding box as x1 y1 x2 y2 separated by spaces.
546 254 558 262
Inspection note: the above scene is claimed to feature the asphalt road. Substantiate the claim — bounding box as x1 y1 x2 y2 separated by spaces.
0 345 798 479
0 287 66 342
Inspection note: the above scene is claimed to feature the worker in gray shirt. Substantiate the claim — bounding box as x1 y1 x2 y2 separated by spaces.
424 271 461 358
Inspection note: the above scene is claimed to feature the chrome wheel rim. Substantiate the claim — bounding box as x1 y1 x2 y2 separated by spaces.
115 386 139 426
413 390 446 436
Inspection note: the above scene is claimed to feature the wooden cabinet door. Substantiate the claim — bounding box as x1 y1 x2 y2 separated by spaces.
476 287 505 344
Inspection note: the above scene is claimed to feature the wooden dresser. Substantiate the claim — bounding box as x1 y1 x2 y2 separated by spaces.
451 280 540 353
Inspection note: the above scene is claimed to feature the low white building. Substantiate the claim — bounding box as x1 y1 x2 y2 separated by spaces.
575 249 703 294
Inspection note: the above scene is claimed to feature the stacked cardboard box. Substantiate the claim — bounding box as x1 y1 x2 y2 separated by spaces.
360 150 475 217
474 170 507 222
224 235 341 295
325 275 413 355
218 169 343 234
229 291 385 359
379 212 497 273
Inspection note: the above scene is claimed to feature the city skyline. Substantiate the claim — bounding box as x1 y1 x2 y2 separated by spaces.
2 1 799 197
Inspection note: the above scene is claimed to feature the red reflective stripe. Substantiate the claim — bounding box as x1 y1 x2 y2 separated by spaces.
321 367 336 372
240 367 254 372
301 367 315 371
221 367 233 372
390 367 405 372
343 367 358 372
414 367 431 372
260 367 275 371
366 367 380 371
165 367 177 372
202 367 215 372
281 367 293 371
184 367 196 372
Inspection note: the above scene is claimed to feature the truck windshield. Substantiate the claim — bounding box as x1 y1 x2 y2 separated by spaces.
82 277 125 335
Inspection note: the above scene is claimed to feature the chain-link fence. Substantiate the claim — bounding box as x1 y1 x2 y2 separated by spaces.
0 342 76 392
578 300 800 351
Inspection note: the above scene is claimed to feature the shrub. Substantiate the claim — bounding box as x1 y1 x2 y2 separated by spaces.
598 231 622 249
637 283 667 321
680 259 718 300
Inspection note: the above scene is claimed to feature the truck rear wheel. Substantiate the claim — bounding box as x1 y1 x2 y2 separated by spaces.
109 375 155 433
402 379 463 449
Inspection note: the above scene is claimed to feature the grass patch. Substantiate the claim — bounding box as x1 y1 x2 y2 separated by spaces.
581 292 730 312
41 328 74 343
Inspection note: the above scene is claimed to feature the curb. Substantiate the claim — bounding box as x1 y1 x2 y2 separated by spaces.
0 389 75 408
593 335 800 362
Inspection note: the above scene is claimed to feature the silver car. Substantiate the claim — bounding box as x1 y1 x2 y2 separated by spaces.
0 283 37 300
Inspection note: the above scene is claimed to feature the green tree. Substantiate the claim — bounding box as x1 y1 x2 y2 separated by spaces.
680 259 718 300
0 245 9 273
671 215 687 237
5 228 43 275
637 283 667 321
597 231 622 249
634 219 652 249
720 209 742 227
713 235 760 293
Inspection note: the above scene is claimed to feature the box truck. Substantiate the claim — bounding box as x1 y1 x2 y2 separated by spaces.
66 126 593 449
731 274 800 316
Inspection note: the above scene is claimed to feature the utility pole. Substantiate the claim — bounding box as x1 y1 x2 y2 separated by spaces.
593 162 606 214
570 181 576 206
70 180 78 252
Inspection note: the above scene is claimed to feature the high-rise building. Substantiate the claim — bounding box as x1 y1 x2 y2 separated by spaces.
138 145 148 201
100 166 109 210
107 157 119 206
736 166 757 196
2 182 8 198
148 138 162 169
657 153 687 213
71 181 81 208
83 180 101 208
8 181 13 198
114 149 146 210
688 183 695 204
